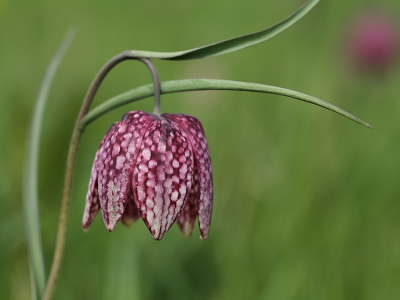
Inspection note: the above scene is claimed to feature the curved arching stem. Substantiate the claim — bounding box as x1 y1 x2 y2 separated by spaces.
141 58 161 115
77 51 161 128
43 52 160 300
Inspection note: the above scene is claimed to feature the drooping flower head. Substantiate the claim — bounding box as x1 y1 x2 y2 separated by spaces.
82 111 213 240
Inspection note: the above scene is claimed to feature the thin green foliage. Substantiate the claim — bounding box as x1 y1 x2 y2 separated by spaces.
128 0 319 60
80 79 372 130
22 28 76 299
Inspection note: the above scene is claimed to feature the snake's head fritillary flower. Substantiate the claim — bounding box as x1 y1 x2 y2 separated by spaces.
82 111 213 240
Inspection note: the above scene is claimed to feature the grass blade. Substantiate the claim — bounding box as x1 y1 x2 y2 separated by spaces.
127 0 319 60
80 78 372 130
22 27 77 299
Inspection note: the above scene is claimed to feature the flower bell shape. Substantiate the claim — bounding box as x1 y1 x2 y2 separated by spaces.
82 111 213 240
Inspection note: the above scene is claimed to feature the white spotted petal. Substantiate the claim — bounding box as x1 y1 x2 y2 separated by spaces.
121 191 140 227
82 123 117 231
132 116 194 240
165 114 213 239
96 111 155 231
176 167 199 238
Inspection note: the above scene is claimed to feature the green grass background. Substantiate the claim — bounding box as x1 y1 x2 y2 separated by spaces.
1 0 400 299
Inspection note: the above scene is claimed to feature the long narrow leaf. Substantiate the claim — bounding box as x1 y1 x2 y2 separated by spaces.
127 0 319 60
80 79 372 130
22 27 76 299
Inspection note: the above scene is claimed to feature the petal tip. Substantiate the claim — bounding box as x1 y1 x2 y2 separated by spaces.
199 227 210 240
106 227 115 232
152 234 163 241
105 221 118 232
150 226 167 241
180 222 194 239
121 218 135 228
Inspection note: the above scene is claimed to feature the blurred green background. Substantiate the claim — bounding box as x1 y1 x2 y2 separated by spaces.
2 0 400 299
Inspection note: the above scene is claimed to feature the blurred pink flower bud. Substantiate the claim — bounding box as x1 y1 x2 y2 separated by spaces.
345 9 400 73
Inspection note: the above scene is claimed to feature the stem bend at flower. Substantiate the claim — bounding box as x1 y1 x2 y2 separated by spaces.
80 79 372 131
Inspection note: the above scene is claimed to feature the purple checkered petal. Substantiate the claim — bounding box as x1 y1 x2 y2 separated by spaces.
121 191 140 227
132 116 194 240
177 167 199 238
165 114 213 239
97 111 155 231
82 123 117 231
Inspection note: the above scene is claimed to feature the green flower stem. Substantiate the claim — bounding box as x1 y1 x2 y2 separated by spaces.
139 58 161 115
42 53 127 300
80 79 372 131
42 53 160 300
42 127 81 300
